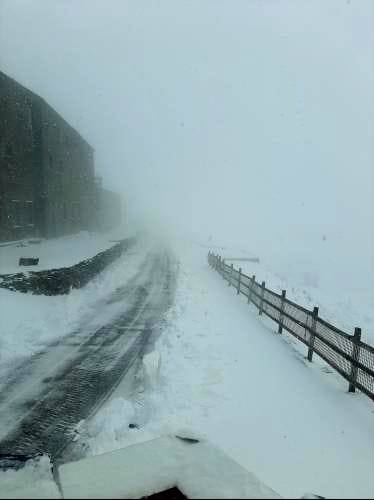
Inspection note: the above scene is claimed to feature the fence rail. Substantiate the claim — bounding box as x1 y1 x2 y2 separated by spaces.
208 252 374 402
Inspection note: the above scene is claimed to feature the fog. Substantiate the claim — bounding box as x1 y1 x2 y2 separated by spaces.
1 0 373 289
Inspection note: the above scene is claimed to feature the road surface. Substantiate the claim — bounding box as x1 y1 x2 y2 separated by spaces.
0 250 175 461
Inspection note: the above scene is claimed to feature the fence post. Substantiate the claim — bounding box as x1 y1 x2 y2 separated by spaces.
222 259 226 280
228 263 234 286
219 256 222 274
307 307 319 362
278 290 286 334
259 281 265 315
248 274 255 304
208 251 211 267
349 327 362 393
237 268 242 295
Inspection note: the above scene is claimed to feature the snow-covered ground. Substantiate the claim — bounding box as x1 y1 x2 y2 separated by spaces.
76 238 374 499
0 226 131 275
0 231 145 382
1 234 374 498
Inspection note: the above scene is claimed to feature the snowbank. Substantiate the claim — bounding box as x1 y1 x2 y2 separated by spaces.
59 435 281 499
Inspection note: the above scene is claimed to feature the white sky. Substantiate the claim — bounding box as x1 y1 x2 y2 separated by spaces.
1 0 373 286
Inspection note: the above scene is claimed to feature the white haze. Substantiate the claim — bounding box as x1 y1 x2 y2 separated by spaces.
0 0 373 292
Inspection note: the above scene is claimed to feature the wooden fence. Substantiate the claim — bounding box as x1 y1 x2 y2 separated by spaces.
208 252 374 402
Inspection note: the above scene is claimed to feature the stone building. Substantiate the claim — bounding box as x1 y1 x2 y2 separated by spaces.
0 70 105 243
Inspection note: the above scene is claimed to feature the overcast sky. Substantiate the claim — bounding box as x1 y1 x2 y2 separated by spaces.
1 0 373 287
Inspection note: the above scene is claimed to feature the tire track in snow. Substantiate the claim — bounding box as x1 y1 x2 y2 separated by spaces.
0 251 174 460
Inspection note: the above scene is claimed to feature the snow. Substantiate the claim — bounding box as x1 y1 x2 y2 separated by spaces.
77 238 374 499
142 350 162 390
0 227 129 275
1 234 373 498
0 232 146 383
0 455 60 499
59 435 281 499
216 240 374 345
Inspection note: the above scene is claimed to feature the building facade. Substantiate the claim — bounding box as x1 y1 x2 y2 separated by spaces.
0 71 121 243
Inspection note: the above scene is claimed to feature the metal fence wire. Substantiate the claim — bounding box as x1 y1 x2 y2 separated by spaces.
208 252 374 402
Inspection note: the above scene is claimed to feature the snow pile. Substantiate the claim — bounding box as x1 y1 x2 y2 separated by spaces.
142 350 162 390
83 398 137 454
59 435 281 499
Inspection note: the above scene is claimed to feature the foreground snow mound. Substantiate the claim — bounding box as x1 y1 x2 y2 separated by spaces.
58 435 281 499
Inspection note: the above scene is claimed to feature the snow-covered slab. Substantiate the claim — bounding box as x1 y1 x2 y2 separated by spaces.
0 228 130 275
58 435 281 499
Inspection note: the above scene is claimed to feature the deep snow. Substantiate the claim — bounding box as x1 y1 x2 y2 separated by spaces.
76 238 374 499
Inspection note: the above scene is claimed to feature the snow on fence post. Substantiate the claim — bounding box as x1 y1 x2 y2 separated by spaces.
237 268 242 295
229 263 234 286
259 281 266 315
278 290 286 334
307 307 319 362
349 327 362 393
248 274 255 304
